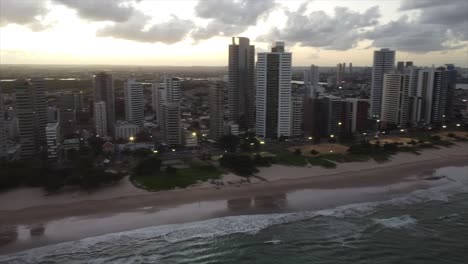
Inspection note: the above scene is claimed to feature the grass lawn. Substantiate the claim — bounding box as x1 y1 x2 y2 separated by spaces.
132 165 223 191
307 157 337 168
276 152 308 167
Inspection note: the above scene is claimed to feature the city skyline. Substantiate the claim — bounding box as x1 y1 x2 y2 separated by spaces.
1 0 467 67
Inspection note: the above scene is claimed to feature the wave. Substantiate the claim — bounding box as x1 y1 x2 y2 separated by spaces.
1 166 467 264
374 215 417 229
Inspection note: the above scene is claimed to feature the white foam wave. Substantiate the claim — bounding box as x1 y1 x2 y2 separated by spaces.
374 215 417 229
1 166 467 263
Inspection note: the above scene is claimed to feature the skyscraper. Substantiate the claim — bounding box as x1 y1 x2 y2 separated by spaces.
381 73 410 127
370 48 396 117
304 64 319 98
291 96 303 137
162 102 182 146
124 78 144 127
93 72 115 136
46 122 60 161
256 41 292 139
228 37 255 129
94 101 108 138
418 67 449 125
15 78 47 159
336 63 344 86
209 82 224 140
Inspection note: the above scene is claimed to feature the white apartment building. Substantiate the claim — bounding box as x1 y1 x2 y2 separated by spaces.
94 101 108 138
370 48 395 117
124 78 144 127
46 122 60 160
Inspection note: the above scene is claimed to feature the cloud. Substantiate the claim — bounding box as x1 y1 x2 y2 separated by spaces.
53 0 138 22
259 6 380 50
97 13 194 44
0 0 49 30
365 0 468 52
192 0 276 40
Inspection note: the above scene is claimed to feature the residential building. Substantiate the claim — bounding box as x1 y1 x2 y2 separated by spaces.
291 96 303 137
94 101 108 138
304 64 319 98
45 122 60 160
256 41 292 139
209 82 225 139
15 78 47 159
93 72 115 136
346 98 370 132
124 78 144 127
381 73 410 127
228 37 255 129
0 87 6 158
336 63 345 86
115 121 140 140
161 102 182 146
370 48 395 117
184 130 198 148
418 67 449 125
224 121 239 136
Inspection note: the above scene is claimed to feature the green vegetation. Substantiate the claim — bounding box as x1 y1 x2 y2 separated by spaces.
218 134 240 152
132 165 222 191
307 157 337 168
219 153 258 176
276 151 308 167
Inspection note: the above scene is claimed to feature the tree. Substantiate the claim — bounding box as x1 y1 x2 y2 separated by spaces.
165 166 178 174
219 134 240 152
132 148 152 159
294 149 302 155
88 136 104 155
133 156 162 175
241 132 260 152
219 154 257 176
309 149 319 155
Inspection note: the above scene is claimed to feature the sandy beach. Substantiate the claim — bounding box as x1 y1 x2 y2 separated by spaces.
0 143 467 253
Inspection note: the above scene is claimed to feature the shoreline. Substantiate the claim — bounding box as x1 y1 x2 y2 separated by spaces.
1 144 467 225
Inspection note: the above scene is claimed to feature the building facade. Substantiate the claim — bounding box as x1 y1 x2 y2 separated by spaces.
209 82 225 140
256 41 292 139
228 37 255 129
94 101 108 138
161 102 182 146
46 122 60 160
115 121 140 140
381 73 410 127
124 78 144 127
15 78 47 159
93 72 115 136
370 48 395 117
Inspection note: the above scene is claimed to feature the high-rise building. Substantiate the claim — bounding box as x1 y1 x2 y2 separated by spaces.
15 78 47 159
0 87 6 158
381 73 410 127
370 48 395 117
124 78 144 127
291 96 303 137
349 63 353 74
114 121 140 140
304 64 319 98
45 122 60 161
228 37 255 129
323 96 347 136
161 102 182 146
397 61 405 73
93 72 115 136
94 101 108 138
209 82 224 140
418 67 449 125
256 41 292 139
336 63 345 86
445 64 457 119
346 98 370 133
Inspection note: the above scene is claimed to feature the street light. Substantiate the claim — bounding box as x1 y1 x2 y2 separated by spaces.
377 119 380 123
307 136 313 140
260 141 265 145
442 125 447 129
456 124 461 127
171 148 176 152
330 134 335 138
192 132 196 136
129 136 135 142
400 129 405 132
338 122 342 126
153 150 158 154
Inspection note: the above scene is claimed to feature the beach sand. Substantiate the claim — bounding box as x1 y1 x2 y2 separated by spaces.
0 143 467 253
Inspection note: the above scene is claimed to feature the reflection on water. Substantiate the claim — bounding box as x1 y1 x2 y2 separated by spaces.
0 227 17 247
227 193 287 210
29 224 45 236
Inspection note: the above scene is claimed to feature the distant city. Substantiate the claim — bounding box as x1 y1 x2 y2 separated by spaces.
0 37 467 162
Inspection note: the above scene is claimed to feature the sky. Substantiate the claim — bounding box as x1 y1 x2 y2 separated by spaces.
0 0 467 67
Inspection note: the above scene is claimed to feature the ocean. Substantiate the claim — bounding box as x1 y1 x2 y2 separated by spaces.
1 166 467 264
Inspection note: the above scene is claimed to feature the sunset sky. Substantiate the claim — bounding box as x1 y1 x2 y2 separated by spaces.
0 0 467 66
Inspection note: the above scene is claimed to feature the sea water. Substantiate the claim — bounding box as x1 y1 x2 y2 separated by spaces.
1 166 467 264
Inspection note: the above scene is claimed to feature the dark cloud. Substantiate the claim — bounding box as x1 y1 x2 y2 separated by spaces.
365 15 463 53
97 13 194 44
259 6 380 50
0 0 48 30
53 0 138 22
192 0 276 40
366 0 468 52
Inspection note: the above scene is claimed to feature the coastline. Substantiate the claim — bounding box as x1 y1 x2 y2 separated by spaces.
1 143 467 225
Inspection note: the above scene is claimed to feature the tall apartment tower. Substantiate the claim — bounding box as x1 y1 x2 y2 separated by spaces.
256 41 292 139
336 63 344 85
209 82 225 140
228 37 255 129
381 73 410 127
161 102 182 146
46 122 60 161
291 96 303 137
370 48 396 117
304 64 319 98
124 78 144 127
15 78 47 159
418 67 449 125
94 101 108 138
159 76 182 146
93 72 115 137
0 87 6 158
